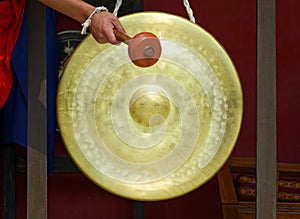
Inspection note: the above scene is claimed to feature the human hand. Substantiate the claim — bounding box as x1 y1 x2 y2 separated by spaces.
89 11 126 45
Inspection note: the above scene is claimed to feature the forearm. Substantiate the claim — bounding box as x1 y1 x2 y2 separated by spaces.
38 0 95 24
38 0 125 44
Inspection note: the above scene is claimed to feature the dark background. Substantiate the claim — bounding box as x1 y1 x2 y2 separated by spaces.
1 0 300 218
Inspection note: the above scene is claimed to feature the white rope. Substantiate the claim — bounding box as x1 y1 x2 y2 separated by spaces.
115 0 195 23
113 0 123 16
183 0 196 23
81 0 195 35
81 1 122 35
81 6 108 35
113 0 194 22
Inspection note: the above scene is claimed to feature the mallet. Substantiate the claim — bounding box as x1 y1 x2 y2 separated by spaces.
113 29 162 68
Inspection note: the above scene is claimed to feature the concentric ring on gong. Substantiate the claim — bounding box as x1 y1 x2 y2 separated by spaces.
57 12 243 201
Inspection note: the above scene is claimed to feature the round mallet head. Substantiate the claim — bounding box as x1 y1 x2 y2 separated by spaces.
128 32 162 67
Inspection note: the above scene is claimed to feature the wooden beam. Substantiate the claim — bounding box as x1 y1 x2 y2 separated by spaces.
256 0 277 218
27 1 47 218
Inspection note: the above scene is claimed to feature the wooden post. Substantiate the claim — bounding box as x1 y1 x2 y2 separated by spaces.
27 1 47 218
256 0 277 218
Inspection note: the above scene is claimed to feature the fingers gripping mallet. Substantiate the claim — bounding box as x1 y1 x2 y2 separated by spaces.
113 29 162 67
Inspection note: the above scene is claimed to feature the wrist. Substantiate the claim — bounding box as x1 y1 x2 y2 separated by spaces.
83 6 95 22
81 6 108 35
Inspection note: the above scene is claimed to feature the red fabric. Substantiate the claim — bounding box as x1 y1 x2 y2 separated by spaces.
0 0 26 107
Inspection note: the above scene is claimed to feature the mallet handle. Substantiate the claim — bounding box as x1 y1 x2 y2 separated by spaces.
113 29 131 44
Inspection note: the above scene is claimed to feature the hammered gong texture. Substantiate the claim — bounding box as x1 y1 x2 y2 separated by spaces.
57 12 243 201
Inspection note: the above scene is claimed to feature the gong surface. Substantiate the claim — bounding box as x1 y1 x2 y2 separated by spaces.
57 12 243 201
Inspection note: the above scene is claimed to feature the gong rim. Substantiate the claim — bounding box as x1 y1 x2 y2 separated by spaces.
57 11 243 201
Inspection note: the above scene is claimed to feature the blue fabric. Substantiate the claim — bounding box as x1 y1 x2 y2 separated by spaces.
0 6 59 173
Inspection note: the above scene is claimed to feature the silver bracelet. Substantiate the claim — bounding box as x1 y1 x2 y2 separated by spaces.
81 6 108 35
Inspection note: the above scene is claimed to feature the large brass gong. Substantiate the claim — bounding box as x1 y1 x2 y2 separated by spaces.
57 12 243 201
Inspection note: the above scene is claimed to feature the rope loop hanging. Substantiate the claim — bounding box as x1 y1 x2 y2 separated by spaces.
113 0 196 23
